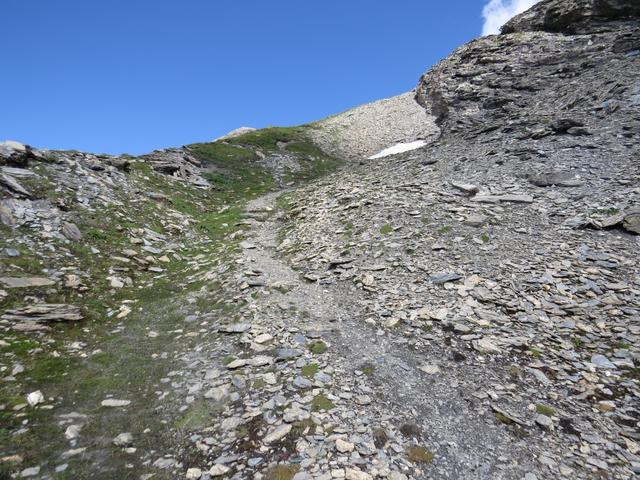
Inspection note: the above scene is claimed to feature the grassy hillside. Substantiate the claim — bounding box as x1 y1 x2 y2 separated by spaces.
188 125 343 185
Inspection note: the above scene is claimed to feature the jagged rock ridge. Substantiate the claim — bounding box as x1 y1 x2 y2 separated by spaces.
501 0 640 34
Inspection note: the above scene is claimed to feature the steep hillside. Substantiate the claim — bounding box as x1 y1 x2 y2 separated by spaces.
274 1 640 478
0 133 340 479
307 92 439 160
1 1 639 479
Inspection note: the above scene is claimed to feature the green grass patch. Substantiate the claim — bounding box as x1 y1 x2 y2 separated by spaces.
271 283 291 294
508 365 522 378
189 125 342 188
535 404 556 416
187 143 274 199
263 464 300 480
291 418 317 437
573 337 583 350
201 125 344 185
276 192 296 212
591 207 620 216
361 365 375 376
341 219 354 238
624 368 640 381
311 394 335 411
528 348 543 358
28 356 70 382
175 400 219 430
225 126 313 151
380 224 393 235
18 175 56 199
283 156 343 184
222 355 235 365
406 446 434 464
308 340 327 354
1 337 40 355
2 254 44 274
495 412 514 425
301 363 319 379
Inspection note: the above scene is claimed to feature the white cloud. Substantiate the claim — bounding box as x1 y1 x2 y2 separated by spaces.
481 0 540 36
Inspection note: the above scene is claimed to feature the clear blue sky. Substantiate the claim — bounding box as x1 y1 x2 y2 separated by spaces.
2 1 486 155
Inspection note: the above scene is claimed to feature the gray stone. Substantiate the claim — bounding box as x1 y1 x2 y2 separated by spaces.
218 323 251 333
276 348 302 360
591 354 616 369
263 424 292 444
62 222 83 242
112 432 133 447
450 180 479 195
293 376 313 388
0 277 55 288
20 466 41 478
464 214 487 227
535 414 553 430
101 399 131 407
430 273 462 284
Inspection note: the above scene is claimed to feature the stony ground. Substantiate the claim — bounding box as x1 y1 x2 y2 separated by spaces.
269 139 639 480
1 1 639 479
308 92 439 161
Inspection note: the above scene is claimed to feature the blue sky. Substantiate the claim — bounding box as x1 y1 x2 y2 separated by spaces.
1 1 519 155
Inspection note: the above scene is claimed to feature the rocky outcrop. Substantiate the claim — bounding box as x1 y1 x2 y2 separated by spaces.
0 140 48 167
415 1 640 142
2 304 83 332
501 0 640 34
141 148 210 188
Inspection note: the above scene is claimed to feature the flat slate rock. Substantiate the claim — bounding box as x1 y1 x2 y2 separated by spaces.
1 304 83 323
0 277 56 288
472 194 534 204
218 323 252 333
430 273 463 284
528 171 583 187
101 399 131 407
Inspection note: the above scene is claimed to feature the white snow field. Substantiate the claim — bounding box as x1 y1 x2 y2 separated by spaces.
367 140 427 159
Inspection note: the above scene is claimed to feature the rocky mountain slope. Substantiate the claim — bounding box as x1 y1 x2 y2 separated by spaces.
1 1 639 479
307 92 439 160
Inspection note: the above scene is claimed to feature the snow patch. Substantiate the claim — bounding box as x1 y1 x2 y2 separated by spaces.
367 140 427 160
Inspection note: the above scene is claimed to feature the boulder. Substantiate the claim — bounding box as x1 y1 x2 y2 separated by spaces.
0 141 42 167
550 118 584 133
622 210 640 234
62 222 83 242
527 171 583 187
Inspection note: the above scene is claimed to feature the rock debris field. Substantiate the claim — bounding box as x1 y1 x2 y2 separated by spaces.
1 0 640 479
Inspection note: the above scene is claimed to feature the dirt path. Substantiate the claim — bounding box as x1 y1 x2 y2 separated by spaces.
224 190 542 479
